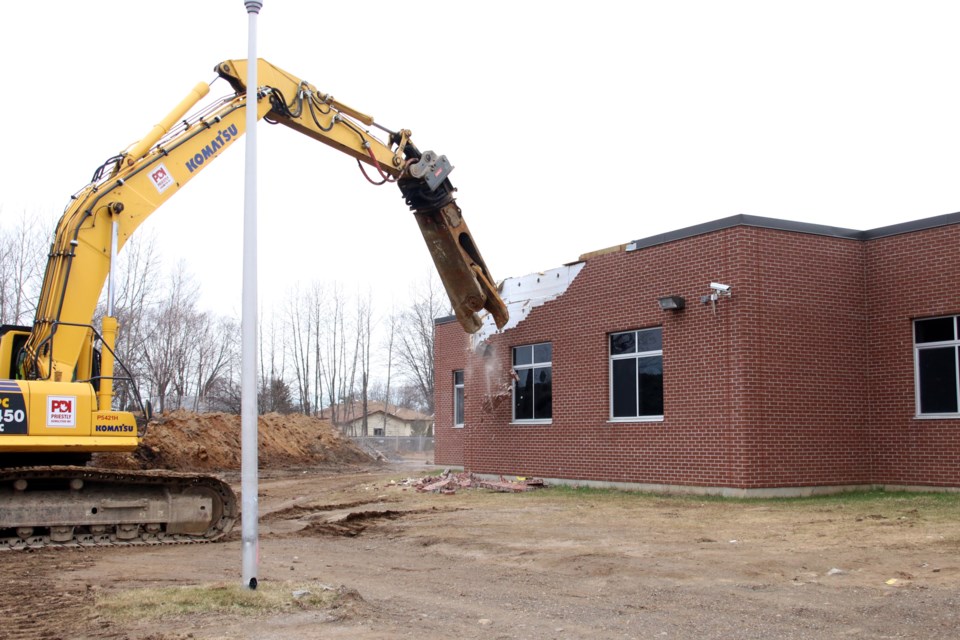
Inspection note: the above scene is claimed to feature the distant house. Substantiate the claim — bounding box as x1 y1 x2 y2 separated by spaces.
320 401 433 437
434 212 960 495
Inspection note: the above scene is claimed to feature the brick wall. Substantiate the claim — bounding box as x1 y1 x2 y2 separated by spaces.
435 218 960 489
434 317 468 465
867 224 960 487
737 227 872 487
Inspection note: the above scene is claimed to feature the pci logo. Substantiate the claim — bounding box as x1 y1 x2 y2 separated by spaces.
48 396 77 428
149 163 174 194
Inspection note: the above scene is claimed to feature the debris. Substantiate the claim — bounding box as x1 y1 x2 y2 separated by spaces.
476 476 539 493
827 568 846 576
481 373 516 413
397 470 546 495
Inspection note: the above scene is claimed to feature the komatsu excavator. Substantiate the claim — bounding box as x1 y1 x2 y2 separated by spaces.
0 59 508 550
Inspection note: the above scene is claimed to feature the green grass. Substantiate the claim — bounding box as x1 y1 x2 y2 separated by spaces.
528 484 960 516
393 472 960 523
97 581 344 622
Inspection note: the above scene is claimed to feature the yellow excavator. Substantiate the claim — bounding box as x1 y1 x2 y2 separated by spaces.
0 59 508 550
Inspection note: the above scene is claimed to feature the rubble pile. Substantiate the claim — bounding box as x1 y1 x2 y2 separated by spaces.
391 469 546 495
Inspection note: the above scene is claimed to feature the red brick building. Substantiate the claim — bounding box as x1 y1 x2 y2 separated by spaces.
434 213 960 495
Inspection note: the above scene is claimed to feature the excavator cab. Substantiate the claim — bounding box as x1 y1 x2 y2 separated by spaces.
0 326 30 381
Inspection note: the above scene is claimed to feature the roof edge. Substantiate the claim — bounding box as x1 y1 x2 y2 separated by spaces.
628 211 960 250
628 214 861 251
862 210 960 239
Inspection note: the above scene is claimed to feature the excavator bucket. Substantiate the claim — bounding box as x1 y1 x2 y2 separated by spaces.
398 161 508 334
414 200 509 334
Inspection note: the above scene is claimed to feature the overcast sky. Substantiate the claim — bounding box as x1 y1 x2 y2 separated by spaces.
2 1 959 317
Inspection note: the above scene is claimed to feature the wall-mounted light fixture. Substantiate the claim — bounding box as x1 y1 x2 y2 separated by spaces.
657 295 686 311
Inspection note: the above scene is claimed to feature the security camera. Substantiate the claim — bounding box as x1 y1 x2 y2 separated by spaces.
710 282 731 292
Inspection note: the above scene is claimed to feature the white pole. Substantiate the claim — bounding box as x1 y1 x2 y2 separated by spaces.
241 0 262 590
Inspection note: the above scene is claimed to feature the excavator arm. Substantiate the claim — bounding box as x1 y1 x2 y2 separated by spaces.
22 58 508 391
218 60 507 334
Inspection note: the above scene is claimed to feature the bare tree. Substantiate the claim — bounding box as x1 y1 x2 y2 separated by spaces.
141 262 199 413
258 306 291 414
205 366 242 414
286 282 313 415
315 284 339 424
346 292 362 428
394 381 431 414
318 284 357 427
356 290 373 436
0 211 47 325
309 282 324 418
192 314 237 411
396 274 449 414
380 309 399 434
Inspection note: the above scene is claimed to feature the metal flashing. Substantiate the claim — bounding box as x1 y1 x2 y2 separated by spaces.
628 211 960 250
862 211 960 239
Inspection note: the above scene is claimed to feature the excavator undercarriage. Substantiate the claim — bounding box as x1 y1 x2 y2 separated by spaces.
0 466 237 550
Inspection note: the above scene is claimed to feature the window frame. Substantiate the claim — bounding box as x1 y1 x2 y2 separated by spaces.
512 342 553 424
453 369 465 428
608 327 664 423
914 315 960 419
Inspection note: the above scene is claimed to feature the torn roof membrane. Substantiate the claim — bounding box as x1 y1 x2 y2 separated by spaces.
471 262 585 348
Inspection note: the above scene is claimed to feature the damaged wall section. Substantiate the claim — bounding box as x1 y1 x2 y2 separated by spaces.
470 262 585 348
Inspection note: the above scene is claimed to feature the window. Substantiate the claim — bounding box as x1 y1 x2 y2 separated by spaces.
609 328 663 421
453 370 465 427
373 427 385 436
513 343 552 422
914 316 960 417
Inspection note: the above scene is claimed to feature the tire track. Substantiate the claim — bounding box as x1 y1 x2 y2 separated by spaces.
0 552 102 640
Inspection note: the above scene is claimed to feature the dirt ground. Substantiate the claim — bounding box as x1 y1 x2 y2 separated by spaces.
2 413 959 639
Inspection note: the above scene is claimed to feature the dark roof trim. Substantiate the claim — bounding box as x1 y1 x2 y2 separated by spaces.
863 210 960 239
628 211 960 251
434 315 458 326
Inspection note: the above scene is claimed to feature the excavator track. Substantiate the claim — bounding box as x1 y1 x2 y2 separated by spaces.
0 466 238 551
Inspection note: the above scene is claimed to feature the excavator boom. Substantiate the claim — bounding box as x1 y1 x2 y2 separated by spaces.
23 59 506 388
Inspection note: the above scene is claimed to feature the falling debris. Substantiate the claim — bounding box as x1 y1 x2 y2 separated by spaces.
481 367 518 414
394 470 546 495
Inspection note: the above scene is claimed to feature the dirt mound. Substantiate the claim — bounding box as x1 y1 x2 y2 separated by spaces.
93 410 373 472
